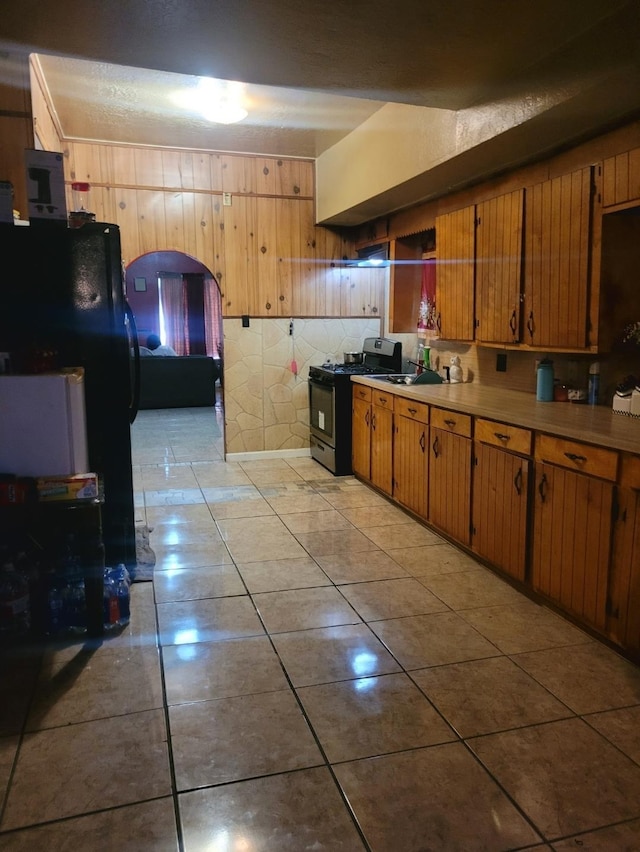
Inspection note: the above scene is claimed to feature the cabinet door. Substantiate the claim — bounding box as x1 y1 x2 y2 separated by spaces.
428 427 472 545
394 415 428 518
475 190 524 345
371 404 393 495
523 167 593 349
351 396 371 480
389 237 422 333
602 148 640 209
608 486 640 652
435 205 475 341
532 462 612 631
472 442 529 581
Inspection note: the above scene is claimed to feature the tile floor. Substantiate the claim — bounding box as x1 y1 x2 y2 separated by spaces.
2 405 640 850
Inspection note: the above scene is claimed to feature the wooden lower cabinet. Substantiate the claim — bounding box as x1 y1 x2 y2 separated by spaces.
393 399 429 518
472 441 530 582
608 455 640 653
531 462 613 632
428 426 472 546
370 394 394 495
351 389 372 480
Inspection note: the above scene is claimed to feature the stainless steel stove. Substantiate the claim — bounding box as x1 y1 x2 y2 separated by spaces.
308 337 403 475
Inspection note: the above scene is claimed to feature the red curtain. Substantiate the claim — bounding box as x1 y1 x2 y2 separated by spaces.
159 273 222 358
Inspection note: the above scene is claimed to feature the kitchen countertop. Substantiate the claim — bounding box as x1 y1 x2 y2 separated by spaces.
351 376 640 455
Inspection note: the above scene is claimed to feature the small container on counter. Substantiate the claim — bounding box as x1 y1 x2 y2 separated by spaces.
536 359 554 401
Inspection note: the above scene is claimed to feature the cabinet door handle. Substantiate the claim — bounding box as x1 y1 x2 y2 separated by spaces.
365 410 370 426
514 467 523 496
432 435 439 458
436 313 442 332
495 432 510 442
564 452 587 463
371 412 376 431
419 431 425 452
444 419 456 428
509 308 517 336
527 311 534 341
538 473 547 503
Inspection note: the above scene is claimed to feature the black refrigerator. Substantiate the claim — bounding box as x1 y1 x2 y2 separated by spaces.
0 221 140 570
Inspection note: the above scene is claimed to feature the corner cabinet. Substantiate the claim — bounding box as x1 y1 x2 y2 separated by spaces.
523 166 595 350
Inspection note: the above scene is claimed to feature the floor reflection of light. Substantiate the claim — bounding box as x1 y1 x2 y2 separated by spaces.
163 553 182 570
176 644 198 661
352 650 378 677
354 676 377 693
164 568 182 580
204 830 254 851
164 530 181 546
174 629 199 645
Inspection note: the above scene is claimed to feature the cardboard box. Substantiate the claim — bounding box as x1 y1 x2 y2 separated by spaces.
0 370 89 476
36 472 98 502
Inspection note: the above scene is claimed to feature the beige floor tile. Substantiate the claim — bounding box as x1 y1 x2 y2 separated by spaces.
170 689 323 789
334 742 541 850
145 503 214 526
584 705 640 764
216 514 291 540
460 599 592 654
236 556 331 593
468 717 640 840
225 532 309 563
191 461 252 487
0 648 41 736
294 528 380 557
153 564 246 602
271 623 402 687
205 495 275 520
387 542 480 576
178 767 366 851
140 465 199 489
421 567 530 610
280 509 354 533
154 540 233 569
315 550 409 584
298 672 455 762
413 656 571 737
253 586 361 633
244 468 306 486
26 645 164 730
1 710 171 831
318 486 390 510
144 488 205 507
339 577 449 620
287 457 336 479
551 818 640 850
156 595 264 645
162 635 290 705
370 611 500 669
0 798 180 852
513 642 640 714
0 735 19 805
151 523 223 547
265 492 334 514
362 522 445 550
338 503 413 528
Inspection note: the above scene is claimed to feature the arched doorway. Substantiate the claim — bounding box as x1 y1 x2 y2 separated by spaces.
125 250 224 443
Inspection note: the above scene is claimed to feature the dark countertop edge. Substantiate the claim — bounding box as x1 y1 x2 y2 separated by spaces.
350 376 640 456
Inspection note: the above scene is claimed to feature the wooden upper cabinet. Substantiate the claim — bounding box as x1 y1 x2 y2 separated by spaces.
388 237 422 333
475 190 524 345
602 148 640 209
435 205 476 341
523 166 594 350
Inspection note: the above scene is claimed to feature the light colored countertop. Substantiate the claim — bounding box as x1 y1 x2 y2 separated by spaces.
351 376 640 455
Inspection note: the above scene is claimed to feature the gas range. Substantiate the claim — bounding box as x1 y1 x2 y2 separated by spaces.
309 337 403 384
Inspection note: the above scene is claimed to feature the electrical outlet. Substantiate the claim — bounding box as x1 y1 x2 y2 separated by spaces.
496 353 507 372
223 192 232 206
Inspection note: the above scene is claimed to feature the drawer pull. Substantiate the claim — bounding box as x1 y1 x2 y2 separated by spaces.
514 467 522 496
495 432 510 442
444 419 456 427
379 398 388 406
432 435 439 458
408 407 417 415
564 452 587 463
538 472 547 503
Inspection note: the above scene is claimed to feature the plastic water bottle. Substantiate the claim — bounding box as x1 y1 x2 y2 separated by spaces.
114 564 131 625
588 362 600 405
103 568 119 630
536 359 554 401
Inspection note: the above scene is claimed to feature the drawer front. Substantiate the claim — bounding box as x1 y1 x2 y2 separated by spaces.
395 397 429 424
431 407 472 438
535 433 618 481
353 385 371 403
373 390 394 410
619 453 640 489
475 418 532 456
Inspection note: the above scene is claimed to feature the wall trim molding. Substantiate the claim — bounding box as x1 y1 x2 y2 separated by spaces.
226 448 311 463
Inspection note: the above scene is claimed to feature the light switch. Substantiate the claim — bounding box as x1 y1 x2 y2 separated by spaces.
223 192 232 206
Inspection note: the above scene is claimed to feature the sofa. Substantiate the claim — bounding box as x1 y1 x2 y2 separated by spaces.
138 355 220 409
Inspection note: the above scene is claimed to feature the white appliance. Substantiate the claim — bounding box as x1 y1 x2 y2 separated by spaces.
0 370 89 476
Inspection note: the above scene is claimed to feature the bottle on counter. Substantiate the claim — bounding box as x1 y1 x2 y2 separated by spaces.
588 362 600 405
536 359 554 401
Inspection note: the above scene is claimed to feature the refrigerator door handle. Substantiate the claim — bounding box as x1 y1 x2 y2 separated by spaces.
124 299 141 424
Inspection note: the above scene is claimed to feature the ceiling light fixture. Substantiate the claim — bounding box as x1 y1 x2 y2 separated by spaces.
172 77 248 125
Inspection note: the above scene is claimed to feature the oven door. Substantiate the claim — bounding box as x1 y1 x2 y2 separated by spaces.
309 377 335 448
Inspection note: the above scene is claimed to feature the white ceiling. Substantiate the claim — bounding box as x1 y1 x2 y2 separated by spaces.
4 0 640 219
